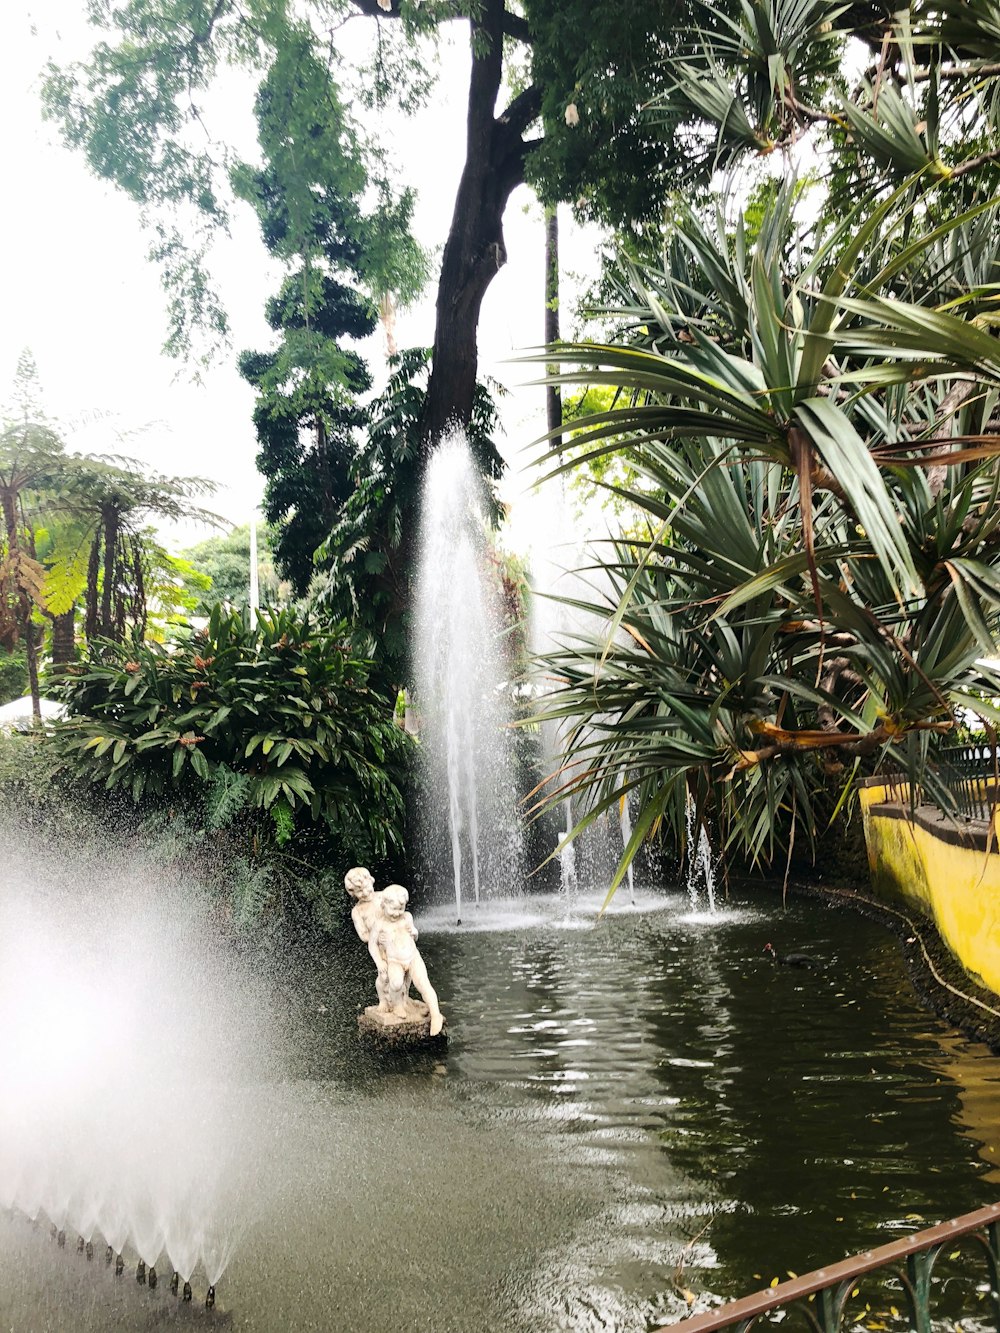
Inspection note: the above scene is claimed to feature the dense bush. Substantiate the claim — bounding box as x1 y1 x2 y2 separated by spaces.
51 605 412 869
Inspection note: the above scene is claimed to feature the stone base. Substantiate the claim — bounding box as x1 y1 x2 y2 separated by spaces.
357 1001 447 1047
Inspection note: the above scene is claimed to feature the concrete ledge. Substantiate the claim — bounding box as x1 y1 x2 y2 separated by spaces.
860 788 1000 997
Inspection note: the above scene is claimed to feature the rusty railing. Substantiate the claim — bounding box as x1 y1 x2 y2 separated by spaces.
658 1203 1000 1333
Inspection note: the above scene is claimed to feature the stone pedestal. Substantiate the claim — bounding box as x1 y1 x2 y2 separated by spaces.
357 1000 448 1048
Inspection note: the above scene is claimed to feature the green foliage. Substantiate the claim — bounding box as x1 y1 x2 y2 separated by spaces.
51 604 413 866
523 0 717 228
181 523 283 611
315 347 505 687
532 175 1000 886
43 1 428 365
0 647 28 706
235 25 430 597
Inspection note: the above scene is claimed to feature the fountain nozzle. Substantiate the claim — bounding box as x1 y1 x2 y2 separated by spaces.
148 1266 157 1289
136 1259 146 1284
182 1280 192 1302
57 1229 65 1248
105 1245 113 1264
86 1240 94 1260
77 1235 85 1253
115 1252 124 1277
170 1271 179 1295
206 1285 216 1309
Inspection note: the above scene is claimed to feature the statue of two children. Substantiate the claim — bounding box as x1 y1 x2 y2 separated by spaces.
344 867 445 1037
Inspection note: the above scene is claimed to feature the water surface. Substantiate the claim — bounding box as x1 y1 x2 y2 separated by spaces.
2 885 999 1332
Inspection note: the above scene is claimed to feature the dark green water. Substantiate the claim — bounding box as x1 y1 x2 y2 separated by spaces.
2 886 999 1332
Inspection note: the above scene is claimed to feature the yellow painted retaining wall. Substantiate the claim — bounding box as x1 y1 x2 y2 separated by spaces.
859 783 1000 997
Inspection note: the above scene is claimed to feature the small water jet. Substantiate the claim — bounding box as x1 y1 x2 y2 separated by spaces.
685 796 718 915
415 433 521 919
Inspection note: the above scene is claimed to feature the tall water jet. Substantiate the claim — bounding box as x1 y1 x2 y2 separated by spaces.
415 433 521 919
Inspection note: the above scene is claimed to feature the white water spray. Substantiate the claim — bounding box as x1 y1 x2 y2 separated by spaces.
684 796 717 914
415 433 520 920
618 788 637 907
0 830 276 1294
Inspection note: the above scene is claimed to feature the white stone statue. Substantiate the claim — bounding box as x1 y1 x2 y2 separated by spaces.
344 866 391 1012
375 884 445 1037
345 868 446 1040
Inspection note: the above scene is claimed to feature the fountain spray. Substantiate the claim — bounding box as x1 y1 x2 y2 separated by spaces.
415 433 521 920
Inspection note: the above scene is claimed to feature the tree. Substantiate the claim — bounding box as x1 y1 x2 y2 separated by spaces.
41 1 711 447
43 456 221 647
0 355 66 719
181 522 283 609
234 26 427 592
316 346 505 688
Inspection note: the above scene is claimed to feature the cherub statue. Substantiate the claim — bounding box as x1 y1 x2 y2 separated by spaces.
375 884 445 1037
344 866 391 1012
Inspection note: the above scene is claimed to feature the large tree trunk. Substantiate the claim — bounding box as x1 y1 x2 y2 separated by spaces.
421 0 541 448
100 505 119 640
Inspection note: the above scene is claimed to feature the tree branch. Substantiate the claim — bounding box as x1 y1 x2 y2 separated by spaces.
502 9 531 41
498 82 542 136
913 61 1000 81
951 145 1000 179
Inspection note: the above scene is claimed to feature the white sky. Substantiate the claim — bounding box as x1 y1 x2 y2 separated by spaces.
1 4 603 548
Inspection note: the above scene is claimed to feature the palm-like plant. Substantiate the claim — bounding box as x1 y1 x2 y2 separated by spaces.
43 455 221 648
0 358 66 719
529 173 1000 890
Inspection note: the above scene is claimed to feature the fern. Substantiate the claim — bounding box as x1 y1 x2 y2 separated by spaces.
229 858 277 930
204 764 252 830
42 536 93 617
270 796 294 845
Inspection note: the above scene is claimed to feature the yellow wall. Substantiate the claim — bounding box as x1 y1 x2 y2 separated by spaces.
860 787 1000 996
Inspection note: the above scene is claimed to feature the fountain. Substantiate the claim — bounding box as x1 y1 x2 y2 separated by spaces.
685 794 718 916
414 432 521 919
0 831 276 1309
528 488 644 904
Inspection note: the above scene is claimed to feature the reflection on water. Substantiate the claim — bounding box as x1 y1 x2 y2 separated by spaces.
2 886 999 1332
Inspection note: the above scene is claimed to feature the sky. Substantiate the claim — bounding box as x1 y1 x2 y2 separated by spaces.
0 4 604 550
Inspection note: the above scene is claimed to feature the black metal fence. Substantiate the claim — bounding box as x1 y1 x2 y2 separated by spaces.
933 742 1000 821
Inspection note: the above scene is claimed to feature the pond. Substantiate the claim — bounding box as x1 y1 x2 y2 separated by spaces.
2 874 999 1333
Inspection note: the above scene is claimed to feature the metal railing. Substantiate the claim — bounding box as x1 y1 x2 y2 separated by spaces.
934 744 1000 821
874 746 1000 822
657 1203 1000 1333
